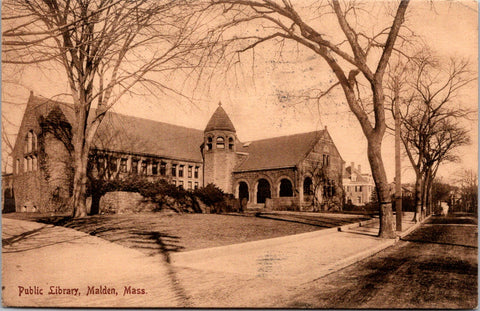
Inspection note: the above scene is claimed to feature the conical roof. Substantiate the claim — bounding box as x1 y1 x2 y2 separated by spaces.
204 102 236 132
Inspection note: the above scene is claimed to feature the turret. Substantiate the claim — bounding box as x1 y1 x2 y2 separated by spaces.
203 102 237 193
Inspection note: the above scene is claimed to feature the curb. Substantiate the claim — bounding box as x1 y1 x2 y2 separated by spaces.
397 214 432 240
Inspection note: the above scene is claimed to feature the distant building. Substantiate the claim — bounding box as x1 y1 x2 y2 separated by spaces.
343 162 375 206
7 93 345 212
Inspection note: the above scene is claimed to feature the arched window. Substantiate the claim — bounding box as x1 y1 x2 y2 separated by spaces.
228 137 234 150
32 132 37 151
303 177 313 195
206 137 213 150
279 179 293 197
27 131 33 153
216 136 225 149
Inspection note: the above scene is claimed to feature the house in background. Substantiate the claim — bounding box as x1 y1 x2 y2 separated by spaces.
7 92 345 213
343 162 375 206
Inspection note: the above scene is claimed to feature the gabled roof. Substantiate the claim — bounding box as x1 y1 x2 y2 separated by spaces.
204 103 236 133
93 112 204 162
344 166 370 183
234 130 325 172
25 95 204 162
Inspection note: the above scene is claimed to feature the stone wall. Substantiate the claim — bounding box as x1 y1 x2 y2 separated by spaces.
99 191 158 214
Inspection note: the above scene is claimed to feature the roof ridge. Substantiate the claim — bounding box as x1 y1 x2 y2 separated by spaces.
103 109 203 133
248 129 324 143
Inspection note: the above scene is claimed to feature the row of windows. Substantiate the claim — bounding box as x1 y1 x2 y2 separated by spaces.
172 180 199 190
346 185 363 192
16 156 38 174
95 156 200 178
206 136 234 150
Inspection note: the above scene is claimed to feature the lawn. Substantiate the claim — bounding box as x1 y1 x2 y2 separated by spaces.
3 212 370 256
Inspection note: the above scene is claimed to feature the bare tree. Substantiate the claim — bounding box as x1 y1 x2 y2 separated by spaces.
201 0 410 237
2 0 201 217
386 53 474 221
454 169 478 214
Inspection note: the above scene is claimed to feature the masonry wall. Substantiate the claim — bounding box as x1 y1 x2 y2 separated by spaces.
232 168 298 205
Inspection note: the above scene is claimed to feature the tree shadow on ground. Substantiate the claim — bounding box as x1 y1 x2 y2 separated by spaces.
34 215 191 305
255 213 371 228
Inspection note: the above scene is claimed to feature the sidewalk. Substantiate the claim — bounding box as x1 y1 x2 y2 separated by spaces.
3 212 423 308
2 218 182 308
170 212 420 284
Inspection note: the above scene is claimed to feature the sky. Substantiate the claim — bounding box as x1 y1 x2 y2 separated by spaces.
2 0 478 184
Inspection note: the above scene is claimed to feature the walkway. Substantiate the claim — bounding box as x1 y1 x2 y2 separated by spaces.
3 212 420 308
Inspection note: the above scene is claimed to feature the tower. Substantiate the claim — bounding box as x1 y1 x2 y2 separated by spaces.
203 102 237 193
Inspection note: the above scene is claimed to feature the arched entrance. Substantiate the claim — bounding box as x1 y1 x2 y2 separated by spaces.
303 177 313 196
279 179 293 197
256 179 271 204
238 181 249 202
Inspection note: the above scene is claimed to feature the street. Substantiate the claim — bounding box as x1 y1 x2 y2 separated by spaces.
282 213 477 309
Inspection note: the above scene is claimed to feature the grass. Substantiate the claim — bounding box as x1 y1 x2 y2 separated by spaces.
3 212 369 255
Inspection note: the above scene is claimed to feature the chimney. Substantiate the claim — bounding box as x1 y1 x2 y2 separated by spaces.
358 165 361 173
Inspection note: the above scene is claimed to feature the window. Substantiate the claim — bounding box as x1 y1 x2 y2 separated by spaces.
32 156 37 171
172 180 176 186
160 162 166 176
188 181 192 190
359 186 362 192
194 182 199 190
16 159 20 175
27 157 32 171
108 157 117 172
172 164 177 177
357 196 362 204
23 157 28 172
120 158 128 173
216 136 225 149
207 137 213 150
152 162 158 175
97 157 105 174
141 161 147 175
188 165 192 178
194 166 199 178
179 165 184 177
323 154 330 167
228 137 234 150
27 131 33 153
178 180 184 189
132 159 139 173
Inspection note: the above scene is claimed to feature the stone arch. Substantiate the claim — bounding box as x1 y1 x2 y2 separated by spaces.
236 180 250 202
255 178 271 204
276 176 294 197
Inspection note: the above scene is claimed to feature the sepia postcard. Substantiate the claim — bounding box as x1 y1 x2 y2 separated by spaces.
1 0 478 308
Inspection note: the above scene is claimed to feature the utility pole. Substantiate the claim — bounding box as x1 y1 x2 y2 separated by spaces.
395 93 402 232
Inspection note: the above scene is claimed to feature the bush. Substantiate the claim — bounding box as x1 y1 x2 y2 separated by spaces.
88 177 241 214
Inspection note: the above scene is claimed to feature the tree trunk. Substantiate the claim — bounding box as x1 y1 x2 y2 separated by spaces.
72 146 89 218
412 175 423 222
71 117 92 218
368 136 396 239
